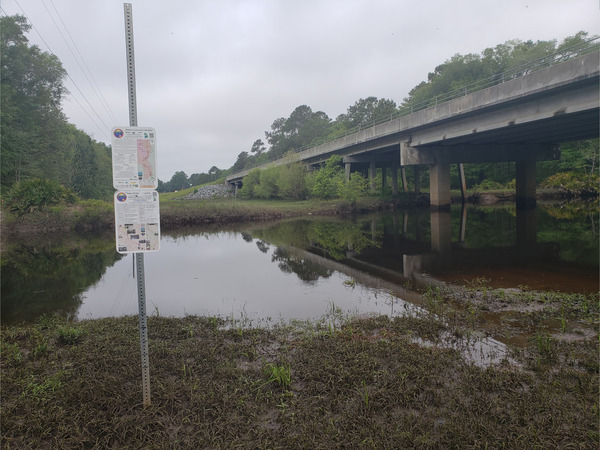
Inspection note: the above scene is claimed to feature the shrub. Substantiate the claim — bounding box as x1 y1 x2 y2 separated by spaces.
311 155 344 199
254 167 279 199
541 171 599 196
239 169 261 199
277 161 308 200
7 178 78 215
337 172 368 205
472 179 505 191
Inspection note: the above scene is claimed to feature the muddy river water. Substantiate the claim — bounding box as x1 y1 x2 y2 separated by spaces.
2 202 598 334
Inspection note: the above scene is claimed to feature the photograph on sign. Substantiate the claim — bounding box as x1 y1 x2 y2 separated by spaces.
111 127 158 189
114 190 160 253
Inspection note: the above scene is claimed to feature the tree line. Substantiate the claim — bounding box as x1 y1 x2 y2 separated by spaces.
230 31 598 195
1 15 113 201
1 13 596 202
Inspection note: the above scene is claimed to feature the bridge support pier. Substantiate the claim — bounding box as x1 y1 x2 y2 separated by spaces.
429 163 451 210
369 162 376 192
516 160 536 209
392 162 399 195
413 167 420 193
430 210 452 253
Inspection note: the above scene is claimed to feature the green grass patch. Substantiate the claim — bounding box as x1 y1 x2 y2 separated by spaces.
1 314 597 448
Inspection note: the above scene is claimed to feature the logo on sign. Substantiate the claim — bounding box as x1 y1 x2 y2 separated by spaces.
116 192 127 202
113 129 124 138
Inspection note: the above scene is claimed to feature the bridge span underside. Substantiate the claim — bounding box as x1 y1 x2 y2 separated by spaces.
227 52 599 209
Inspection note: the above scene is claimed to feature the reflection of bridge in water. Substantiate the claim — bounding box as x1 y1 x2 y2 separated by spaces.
280 206 562 292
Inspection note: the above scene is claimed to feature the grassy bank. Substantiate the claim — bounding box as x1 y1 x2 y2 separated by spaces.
2 286 598 448
1 193 428 237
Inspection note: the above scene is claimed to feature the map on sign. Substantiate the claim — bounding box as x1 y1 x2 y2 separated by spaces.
114 190 160 253
112 127 157 189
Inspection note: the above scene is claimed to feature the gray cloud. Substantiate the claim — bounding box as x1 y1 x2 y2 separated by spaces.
4 0 598 180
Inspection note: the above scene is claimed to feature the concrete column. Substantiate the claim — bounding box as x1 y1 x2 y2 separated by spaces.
430 210 452 253
516 207 537 247
429 163 451 209
345 162 351 181
413 167 420 193
369 162 376 192
401 167 408 192
391 161 399 195
516 160 536 209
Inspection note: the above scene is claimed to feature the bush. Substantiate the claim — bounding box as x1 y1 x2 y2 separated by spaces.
277 161 308 200
239 169 261 199
311 155 344 199
541 172 599 196
254 167 279 199
472 179 506 191
7 178 78 215
337 172 368 206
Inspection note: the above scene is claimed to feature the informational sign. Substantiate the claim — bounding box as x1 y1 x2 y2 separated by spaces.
111 126 158 189
114 190 160 253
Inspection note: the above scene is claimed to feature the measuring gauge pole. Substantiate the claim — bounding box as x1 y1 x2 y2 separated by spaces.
112 2 159 407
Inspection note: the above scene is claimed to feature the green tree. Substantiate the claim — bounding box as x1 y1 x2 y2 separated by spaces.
231 151 251 173
250 139 266 155
239 168 261 199
168 171 190 191
337 172 368 206
1 15 67 189
341 97 398 128
310 155 344 199
254 167 279 199
276 160 308 200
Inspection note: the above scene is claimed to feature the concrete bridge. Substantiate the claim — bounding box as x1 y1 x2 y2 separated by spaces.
227 51 599 209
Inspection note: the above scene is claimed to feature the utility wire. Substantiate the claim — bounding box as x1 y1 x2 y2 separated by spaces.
9 0 111 140
47 0 120 125
39 0 111 134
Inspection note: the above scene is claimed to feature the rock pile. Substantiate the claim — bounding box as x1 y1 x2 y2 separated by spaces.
181 184 235 200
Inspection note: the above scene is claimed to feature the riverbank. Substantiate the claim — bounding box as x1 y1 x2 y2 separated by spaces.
2 288 597 448
4 186 590 238
0 193 430 237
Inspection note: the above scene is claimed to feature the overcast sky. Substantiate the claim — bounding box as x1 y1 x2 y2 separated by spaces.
3 0 598 180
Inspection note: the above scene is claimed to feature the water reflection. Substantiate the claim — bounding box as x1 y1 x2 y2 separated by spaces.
1 202 597 327
1 232 122 324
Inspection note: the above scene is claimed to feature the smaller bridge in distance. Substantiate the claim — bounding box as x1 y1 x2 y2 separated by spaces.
227 48 599 209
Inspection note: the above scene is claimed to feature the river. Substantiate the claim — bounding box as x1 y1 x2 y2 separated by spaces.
2 202 598 327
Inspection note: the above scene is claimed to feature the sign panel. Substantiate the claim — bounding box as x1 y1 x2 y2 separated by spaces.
114 190 160 253
112 127 157 189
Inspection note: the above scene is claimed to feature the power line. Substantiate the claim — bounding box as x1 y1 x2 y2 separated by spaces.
9 0 112 140
39 0 111 134
47 0 120 125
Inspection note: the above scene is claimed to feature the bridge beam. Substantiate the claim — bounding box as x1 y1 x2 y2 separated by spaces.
400 143 559 165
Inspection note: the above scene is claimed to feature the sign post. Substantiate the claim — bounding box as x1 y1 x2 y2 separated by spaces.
111 3 158 406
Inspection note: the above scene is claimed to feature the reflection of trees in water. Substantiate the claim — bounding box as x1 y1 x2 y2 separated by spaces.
307 222 381 260
256 240 270 253
1 235 122 324
251 219 381 263
271 247 333 284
